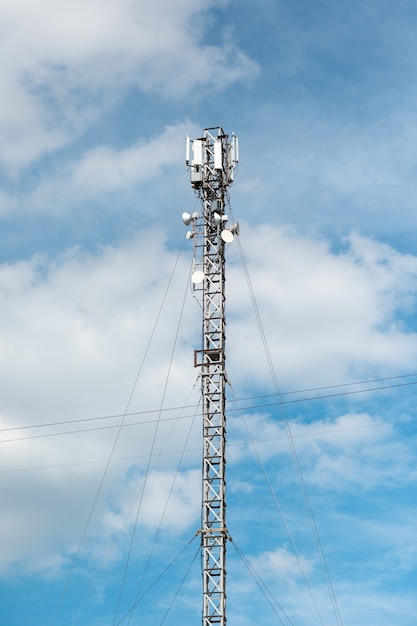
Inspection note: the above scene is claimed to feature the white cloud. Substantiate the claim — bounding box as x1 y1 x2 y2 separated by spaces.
0 231 201 574
1 223 417 577
71 122 194 193
0 232 201 429
227 225 417 389
0 0 258 170
234 100 417 245
249 546 313 581
230 408 415 493
108 468 200 533
0 120 196 218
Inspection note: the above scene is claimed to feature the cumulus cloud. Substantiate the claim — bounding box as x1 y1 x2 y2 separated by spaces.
249 546 313 581
1 223 417 576
229 408 415 494
0 231 201 574
0 0 258 170
71 122 194 193
227 225 417 389
0 120 196 220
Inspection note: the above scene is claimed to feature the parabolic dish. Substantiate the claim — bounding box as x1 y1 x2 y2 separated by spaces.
221 229 234 243
191 270 205 284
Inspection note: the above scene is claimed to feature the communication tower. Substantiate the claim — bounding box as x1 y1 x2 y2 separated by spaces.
182 127 239 626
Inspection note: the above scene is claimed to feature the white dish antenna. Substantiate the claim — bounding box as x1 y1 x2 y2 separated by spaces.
221 230 234 243
191 270 205 284
182 212 192 225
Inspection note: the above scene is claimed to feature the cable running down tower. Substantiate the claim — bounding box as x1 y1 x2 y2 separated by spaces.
182 127 239 626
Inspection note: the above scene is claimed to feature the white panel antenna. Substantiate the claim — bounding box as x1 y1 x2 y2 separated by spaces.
233 133 239 162
185 135 191 165
192 139 203 166
227 133 239 183
214 140 222 170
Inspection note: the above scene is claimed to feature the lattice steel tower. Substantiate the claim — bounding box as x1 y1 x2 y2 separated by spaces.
182 127 239 626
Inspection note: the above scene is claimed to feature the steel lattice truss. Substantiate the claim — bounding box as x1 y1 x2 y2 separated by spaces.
186 127 238 626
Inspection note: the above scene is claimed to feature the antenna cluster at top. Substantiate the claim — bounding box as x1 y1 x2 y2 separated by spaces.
185 128 239 189
181 127 240 257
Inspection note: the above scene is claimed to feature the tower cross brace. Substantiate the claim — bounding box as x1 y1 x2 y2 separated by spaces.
184 127 238 626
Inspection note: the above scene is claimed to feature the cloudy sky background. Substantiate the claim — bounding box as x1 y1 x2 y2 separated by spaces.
1 1 417 624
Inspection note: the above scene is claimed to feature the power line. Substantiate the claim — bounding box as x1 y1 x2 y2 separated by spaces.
2 374 417 443
1 410 412 475
1 379 416 446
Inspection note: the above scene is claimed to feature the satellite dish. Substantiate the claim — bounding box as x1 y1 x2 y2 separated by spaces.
221 229 234 243
191 270 204 284
182 212 192 226
231 222 240 236
213 212 222 225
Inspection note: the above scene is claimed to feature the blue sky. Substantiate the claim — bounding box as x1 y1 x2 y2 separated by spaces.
1 1 417 624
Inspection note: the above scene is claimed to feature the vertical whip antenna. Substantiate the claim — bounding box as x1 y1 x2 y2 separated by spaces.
182 127 239 626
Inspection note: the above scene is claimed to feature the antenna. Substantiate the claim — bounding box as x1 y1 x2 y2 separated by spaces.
182 127 238 626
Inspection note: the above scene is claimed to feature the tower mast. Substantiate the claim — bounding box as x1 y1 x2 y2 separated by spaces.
183 127 239 626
